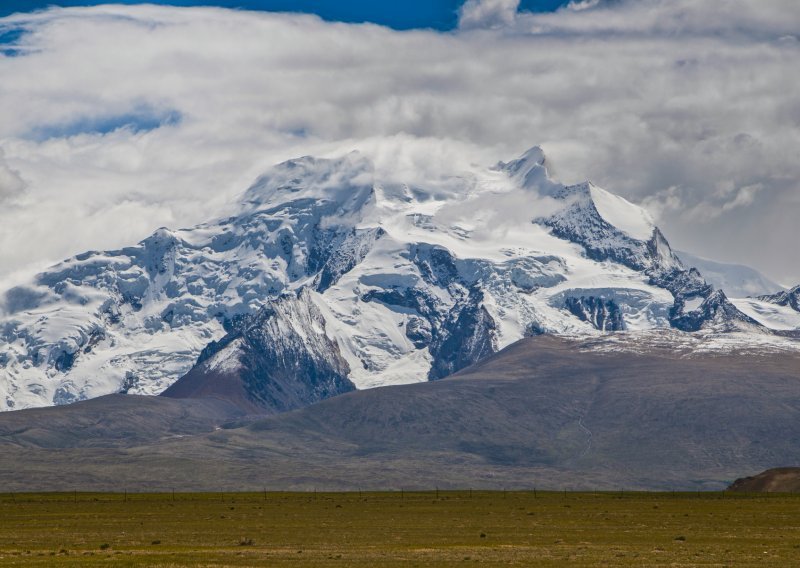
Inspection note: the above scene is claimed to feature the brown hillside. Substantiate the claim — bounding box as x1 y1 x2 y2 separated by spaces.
728 468 800 493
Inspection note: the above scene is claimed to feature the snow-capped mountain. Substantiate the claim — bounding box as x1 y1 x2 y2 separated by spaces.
1 146 796 411
676 251 785 298
727 285 800 334
760 285 800 311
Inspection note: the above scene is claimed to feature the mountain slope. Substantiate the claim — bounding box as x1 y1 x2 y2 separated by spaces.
162 289 354 414
728 468 800 493
677 251 785 298
729 285 800 332
0 147 792 411
0 394 246 449
2 334 800 491
760 285 800 312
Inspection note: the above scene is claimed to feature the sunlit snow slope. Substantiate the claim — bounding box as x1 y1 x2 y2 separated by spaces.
0 147 795 411
677 251 785 298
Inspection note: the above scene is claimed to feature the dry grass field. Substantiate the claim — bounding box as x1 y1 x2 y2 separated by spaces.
0 491 799 566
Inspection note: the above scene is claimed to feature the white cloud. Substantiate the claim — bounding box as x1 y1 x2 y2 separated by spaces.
0 149 24 199
0 1 798 284
641 186 684 221
721 184 764 212
567 1 602 11
459 0 521 30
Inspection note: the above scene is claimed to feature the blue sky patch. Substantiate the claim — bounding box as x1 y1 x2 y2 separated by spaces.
1 1 569 30
0 26 28 57
29 107 182 140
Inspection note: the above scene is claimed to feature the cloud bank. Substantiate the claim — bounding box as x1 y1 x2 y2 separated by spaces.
0 0 798 285
0 149 24 198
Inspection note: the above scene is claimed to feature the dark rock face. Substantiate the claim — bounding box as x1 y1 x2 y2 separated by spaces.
407 245 499 379
648 264 711 299
564 296 626 331
760 285 800 312
163 290 355 414
50 327 107 377
671 290 762 332
236 293 355 410
428 289 498 380
405 317 433 349
53 350 76 373
313 227 385 292
410 243 462 287
52 386 79 406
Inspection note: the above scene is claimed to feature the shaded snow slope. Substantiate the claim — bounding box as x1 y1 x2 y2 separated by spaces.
0 146 794 411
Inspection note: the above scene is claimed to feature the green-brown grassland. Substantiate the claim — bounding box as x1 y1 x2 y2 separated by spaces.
1 491 799 566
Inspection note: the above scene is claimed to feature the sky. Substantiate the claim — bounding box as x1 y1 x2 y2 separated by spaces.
0 1 569 28
0 0 799 287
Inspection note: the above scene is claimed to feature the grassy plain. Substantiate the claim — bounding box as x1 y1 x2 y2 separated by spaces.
0 491 799 566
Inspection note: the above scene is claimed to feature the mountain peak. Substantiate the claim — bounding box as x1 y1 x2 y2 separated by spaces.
242 151 375 210
508 145 546 171
497 145 554 192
